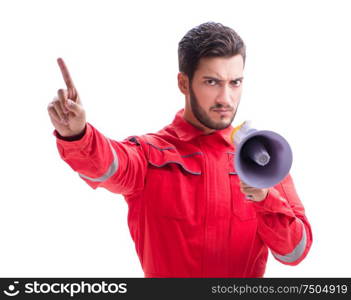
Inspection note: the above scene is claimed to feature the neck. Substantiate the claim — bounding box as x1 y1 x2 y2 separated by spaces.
183 105 215 135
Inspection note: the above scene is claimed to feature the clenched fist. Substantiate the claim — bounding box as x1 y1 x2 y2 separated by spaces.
239 180 269 202
47 58 86 137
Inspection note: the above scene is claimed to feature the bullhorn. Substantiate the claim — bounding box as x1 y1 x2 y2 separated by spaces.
230 121 293 188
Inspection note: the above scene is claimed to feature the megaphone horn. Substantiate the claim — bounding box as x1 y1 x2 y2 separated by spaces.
230 121 293 189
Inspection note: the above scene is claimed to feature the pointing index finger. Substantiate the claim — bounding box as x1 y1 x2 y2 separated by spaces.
57 57 75 90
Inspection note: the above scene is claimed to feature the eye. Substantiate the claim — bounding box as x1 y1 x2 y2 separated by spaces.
205 79 218 86
231 80 242 87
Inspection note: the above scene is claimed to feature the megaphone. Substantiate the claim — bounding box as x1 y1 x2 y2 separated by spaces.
230 121 293 188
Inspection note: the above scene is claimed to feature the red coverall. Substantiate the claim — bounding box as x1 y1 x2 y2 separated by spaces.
55 108 312 277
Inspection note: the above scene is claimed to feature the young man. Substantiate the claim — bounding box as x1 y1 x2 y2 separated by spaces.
48 22 312 277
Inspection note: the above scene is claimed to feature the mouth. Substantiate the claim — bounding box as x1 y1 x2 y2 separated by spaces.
212 109 232 112
212 109 233 116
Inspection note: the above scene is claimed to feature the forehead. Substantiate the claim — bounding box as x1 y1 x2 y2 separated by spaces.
194 55 244 79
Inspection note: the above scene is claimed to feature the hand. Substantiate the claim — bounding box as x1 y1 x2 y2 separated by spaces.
239 180 269 202
47 58 86 137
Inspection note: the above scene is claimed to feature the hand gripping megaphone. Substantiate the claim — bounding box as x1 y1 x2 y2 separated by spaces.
230 121 293 188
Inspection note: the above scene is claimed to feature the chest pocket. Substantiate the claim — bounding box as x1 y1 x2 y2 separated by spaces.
144 142 204 220
227 152 257 221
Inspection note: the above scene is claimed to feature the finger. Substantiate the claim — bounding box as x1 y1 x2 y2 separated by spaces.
48 104 65 125
48 104 66 125
239 185 256 195
239 180 251 188
57 89 68 113
65 99 82 114
57 57 76 90
239 182 251 191
241 187 257 194
53 98 68 124
240 184 257 194
47 103 61 124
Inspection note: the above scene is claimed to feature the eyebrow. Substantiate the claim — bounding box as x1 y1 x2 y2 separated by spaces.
202 76 244 82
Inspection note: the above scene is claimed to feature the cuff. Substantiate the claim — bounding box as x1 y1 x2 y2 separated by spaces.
252 186 295 217
53 123 93 149
55 124 87 141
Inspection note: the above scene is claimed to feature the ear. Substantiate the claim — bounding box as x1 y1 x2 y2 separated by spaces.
177 72 190 95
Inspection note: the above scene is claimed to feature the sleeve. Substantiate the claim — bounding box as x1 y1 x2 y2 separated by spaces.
54 122 148 196
252 174 313 266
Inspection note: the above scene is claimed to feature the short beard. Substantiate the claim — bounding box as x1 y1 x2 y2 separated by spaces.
189 84 237 130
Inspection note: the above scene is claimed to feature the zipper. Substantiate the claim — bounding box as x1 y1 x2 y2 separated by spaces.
199 140 209 277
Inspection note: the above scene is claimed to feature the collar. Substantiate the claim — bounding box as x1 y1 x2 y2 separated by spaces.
168 108 234 146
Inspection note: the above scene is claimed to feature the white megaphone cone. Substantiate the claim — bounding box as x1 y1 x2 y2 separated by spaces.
230 121 293 188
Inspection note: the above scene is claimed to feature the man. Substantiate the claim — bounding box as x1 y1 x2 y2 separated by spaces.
48 22 312 277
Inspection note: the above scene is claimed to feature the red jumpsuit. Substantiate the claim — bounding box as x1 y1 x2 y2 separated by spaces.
55 108 312 277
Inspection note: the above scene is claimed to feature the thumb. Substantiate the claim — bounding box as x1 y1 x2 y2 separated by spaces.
65 99 82 114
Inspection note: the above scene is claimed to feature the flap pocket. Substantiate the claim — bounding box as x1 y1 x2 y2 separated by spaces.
147 142 202 175
144 142 204 219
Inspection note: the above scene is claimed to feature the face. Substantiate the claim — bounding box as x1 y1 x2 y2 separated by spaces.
182 55 244 132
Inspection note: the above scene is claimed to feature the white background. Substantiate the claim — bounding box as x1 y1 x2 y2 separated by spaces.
0 0 350 277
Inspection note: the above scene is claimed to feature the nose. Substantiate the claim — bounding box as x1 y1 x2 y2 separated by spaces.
215 85 233 107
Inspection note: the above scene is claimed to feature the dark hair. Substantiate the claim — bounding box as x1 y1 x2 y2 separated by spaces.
178 22 246 82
